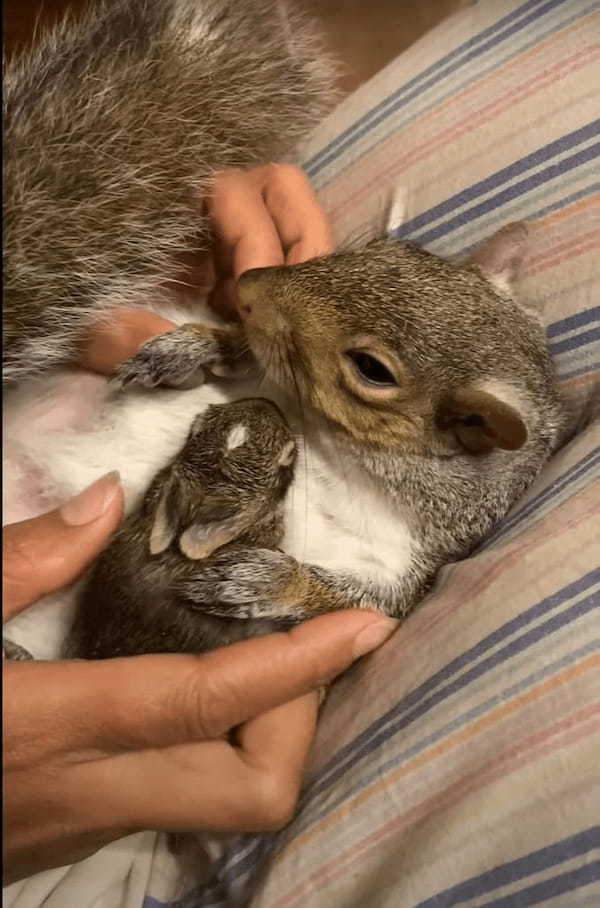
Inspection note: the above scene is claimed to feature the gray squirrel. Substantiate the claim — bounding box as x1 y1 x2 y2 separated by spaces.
98 228 565 628
2 0 566 661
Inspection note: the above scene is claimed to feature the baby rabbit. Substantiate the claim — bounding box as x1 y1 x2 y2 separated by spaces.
64 399 297 659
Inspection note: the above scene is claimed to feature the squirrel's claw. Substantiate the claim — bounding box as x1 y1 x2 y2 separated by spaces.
109 326 226 392
109 323 254 392
110 357 206 393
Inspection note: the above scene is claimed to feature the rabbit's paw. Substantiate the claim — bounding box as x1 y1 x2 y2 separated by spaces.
180 548 305 620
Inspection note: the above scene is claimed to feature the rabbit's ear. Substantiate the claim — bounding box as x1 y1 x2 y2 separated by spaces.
149 482 179 555
179 512 250 560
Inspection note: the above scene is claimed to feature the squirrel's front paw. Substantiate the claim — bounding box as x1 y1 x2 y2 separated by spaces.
180 548 304 620
111 324 248 391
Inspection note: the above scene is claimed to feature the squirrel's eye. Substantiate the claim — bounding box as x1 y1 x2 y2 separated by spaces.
345 350 398 387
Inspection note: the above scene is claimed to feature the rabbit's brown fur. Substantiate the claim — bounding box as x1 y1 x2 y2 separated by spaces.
64 399 297 658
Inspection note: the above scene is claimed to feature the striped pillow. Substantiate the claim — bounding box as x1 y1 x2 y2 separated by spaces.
178 1 599 906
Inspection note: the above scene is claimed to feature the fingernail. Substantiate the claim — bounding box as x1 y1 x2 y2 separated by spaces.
60 471 122 526
353 617 399 659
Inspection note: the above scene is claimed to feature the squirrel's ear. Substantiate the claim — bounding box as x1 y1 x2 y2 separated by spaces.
179 512 250 560
438 385 528 455
149 483 178 555
466 222 529 296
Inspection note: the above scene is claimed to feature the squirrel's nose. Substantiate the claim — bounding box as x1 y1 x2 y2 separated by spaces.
239 267 270 284
237 267 273 315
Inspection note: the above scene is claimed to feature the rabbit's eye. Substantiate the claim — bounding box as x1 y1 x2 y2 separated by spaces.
345 351 398 387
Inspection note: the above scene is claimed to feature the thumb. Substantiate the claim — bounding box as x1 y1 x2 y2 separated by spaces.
48 610 399 753
3 472 124 620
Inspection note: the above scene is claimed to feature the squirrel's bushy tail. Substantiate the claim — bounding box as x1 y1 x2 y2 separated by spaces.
3 0 337 380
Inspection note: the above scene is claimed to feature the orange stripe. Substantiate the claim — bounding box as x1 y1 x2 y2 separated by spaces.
277 655 600 862
531 192 600 227
524 228 600 267
334 186 598 270
404 88 598 207
527 239 600 276
561 370 600 391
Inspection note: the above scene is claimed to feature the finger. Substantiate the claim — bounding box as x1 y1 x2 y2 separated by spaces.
209 172 284 279
238 692 318 774
260 164 334 264
88 695 319 832
2 473 124 619
285 233 334 266
169 249 216 299
79 309 177 374
29 610 397 752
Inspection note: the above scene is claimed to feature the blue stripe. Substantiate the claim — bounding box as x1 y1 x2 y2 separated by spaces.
417 827 600 907
190 845 600 908
392 121 600 239
306 0 572 177
200 571 599 894
486 859 600 907
549 326 600 355
482 448 600 549
400 140 600 246
431 176 600 259
552 330 600 359
559 360 600 381
547 306 600 338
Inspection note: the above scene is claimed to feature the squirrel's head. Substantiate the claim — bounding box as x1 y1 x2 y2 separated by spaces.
238 222 561 458
148 398 296 559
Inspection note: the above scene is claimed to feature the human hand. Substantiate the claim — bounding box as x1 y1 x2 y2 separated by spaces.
3 475 396 883
82 164 333 374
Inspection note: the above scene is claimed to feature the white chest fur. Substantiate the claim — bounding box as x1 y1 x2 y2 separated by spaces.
283 441 413 588
4 371 413 583
3 367 413 656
